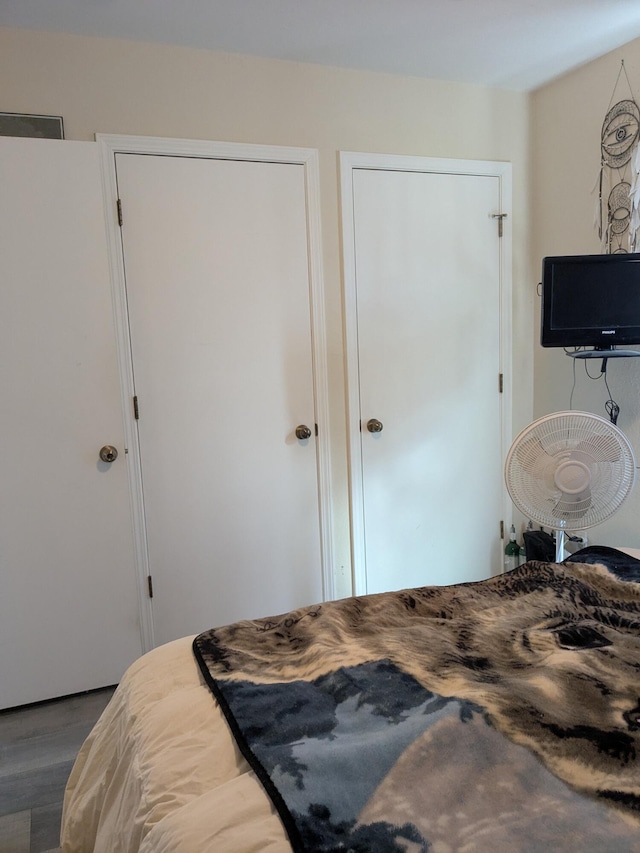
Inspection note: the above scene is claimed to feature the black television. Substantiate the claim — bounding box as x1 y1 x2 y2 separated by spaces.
541 252 640 357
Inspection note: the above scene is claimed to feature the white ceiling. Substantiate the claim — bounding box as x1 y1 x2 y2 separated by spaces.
2 0 640 91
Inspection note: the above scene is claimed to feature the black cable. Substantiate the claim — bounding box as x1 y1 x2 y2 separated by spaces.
581 358 621 424
568 351 577 410
583 360 601 380
602 362 620 424
605 398 620 424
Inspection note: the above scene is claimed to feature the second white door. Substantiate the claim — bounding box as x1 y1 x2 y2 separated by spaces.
114 149 326 644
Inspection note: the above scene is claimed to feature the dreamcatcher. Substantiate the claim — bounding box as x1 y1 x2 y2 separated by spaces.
596 61 640 254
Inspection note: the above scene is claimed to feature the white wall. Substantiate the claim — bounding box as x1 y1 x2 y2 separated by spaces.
0 27 532 592
531 39 640 549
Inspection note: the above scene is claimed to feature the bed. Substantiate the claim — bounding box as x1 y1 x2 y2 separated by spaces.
61 547 640 852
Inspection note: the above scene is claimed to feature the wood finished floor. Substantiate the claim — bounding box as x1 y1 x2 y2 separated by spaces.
0 686 115 853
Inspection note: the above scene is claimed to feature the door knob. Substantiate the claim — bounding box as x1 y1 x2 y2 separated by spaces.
295 424 312 440
99 445 118 463
366 418 383 433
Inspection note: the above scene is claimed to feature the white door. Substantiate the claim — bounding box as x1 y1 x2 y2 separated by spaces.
0 138 142 709
113 149 326 644
342 156 510 594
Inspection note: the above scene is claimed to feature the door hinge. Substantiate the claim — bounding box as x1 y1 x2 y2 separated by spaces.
499 373 504 393
147 575 154 598
315 423 318 436
117 198 123 227
133 395 139 420
491 212 507 237
500 520 505 539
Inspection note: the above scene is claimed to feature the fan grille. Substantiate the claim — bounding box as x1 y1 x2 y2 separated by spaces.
505 411 636 531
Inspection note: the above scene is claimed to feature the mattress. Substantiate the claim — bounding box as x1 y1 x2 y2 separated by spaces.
61 636 291 853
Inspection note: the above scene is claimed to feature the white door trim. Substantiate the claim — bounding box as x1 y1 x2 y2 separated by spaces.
339 152 513 595
97 134 334 651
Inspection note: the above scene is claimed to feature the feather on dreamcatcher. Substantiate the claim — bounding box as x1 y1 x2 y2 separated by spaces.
596 62 640 253
631 132 640 251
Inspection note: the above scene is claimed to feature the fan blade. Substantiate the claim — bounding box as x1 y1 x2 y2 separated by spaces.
515 436 557 480
552 487 592 521
514 436 543 471
576 434 621 462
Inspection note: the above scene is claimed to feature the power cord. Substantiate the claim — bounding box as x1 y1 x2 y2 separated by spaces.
605 396 620 425
580 357 621 424
602 363 620 424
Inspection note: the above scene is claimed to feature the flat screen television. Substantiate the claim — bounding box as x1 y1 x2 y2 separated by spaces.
541 252 640 355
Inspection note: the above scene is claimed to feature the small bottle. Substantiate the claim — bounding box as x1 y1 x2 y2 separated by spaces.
504 524 520 572
520 520 533 565
518 539 527 565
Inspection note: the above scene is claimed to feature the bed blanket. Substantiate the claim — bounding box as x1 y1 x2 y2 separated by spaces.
193 552 640 852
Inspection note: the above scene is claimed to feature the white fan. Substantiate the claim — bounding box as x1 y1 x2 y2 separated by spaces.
505 411 636 562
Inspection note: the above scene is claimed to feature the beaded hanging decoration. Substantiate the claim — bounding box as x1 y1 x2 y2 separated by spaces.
596 61 640 254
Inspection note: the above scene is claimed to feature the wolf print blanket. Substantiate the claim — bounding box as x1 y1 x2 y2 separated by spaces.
193 548 640 852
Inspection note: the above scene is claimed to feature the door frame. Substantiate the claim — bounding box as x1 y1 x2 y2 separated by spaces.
97 134 334 650
339 152 513 594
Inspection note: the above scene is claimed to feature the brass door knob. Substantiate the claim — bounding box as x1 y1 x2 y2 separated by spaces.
366 418 383 433
295 425 312 440
99 445 118 463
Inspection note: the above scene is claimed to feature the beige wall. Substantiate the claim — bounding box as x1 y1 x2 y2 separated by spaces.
532 39 640 549
0 27 532 590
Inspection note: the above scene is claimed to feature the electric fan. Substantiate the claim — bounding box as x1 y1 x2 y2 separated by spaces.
504 411 636 562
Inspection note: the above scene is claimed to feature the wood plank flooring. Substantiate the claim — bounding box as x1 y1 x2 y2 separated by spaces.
0 687 115 853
